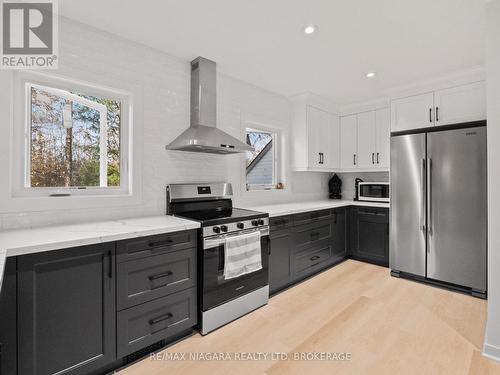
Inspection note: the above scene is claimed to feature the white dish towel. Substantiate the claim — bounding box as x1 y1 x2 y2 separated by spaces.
224 231 262 280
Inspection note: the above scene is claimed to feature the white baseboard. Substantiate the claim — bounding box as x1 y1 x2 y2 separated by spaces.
483 342 500 362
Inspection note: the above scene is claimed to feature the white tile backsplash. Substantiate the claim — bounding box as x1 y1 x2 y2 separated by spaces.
0 17 329 230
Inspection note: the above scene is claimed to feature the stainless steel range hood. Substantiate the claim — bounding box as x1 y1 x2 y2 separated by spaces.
166 57 254 154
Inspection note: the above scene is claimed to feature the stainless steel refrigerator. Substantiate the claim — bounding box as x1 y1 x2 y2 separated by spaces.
390 124 487 297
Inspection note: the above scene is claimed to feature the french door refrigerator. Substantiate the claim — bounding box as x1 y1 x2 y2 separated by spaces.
390 123 487 298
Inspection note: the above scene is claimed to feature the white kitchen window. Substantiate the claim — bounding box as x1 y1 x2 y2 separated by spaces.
245 127 281 191
13 75 131 198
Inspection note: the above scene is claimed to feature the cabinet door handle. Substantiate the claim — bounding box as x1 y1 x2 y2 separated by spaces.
148 271 172 281
353 154 356 166
310 255 320 261
376 152 379 164
148 239 173 248
436 106 439 122
149 312 173 325
371 153 375 164
107 251 113 278
318 152 321 164
429 108 433 123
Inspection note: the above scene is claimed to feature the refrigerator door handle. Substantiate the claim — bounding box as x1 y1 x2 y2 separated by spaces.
427 157 432 238
421 158 426 232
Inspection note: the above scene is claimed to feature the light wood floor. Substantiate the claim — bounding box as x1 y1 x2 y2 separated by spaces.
118 260 500 375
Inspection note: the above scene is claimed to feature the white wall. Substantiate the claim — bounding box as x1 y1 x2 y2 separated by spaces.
483 0 500 361
0 18 329 230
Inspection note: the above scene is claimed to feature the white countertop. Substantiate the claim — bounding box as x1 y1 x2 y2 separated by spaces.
0 215 200 291
0 215 200 258
0 201 389 291
247 199 390 217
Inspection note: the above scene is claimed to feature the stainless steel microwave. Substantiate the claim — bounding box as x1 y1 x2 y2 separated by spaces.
358 182 390 203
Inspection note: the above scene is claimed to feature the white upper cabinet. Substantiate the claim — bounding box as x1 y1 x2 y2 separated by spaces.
356 111 377 168
306 106 324 168
324 114 340 170
306 105 340 170
434 81 486 126
291 93 390 172
391 92 434 132
340 115 357 169
291 96 340 172
341 108 390 171
375 108 390 168
391 81 486 132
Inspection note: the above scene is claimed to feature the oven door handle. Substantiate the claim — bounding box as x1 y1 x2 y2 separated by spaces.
203 227 269 249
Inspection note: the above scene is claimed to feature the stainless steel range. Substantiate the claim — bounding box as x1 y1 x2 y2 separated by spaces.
166 183 269 335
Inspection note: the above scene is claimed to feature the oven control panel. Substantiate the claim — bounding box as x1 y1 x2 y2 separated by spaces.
203 217 269 237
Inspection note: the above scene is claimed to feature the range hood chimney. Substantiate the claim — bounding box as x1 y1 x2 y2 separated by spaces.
166 57 254 154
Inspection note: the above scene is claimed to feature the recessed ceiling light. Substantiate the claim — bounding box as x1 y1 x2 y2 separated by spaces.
303 25 318 35
366 72 376 78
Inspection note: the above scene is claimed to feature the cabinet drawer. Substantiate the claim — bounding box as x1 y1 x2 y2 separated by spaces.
270 215 293 231
117 288 197 358
293 209 332 226
355 206 389 218
117 230 197 263
293 245 332 275
117 247 197 310
293 220 332 250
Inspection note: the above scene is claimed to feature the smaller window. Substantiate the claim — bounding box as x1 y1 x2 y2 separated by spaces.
245 127 281 191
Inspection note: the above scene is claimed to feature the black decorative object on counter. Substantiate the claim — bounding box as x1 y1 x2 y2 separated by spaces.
328 174 342 199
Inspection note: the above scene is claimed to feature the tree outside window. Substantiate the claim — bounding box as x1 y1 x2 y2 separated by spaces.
29 84 121 189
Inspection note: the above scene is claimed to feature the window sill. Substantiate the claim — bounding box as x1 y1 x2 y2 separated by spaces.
0 191 141 213
245 187 287 193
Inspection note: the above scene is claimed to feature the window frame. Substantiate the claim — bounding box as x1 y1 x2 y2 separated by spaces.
245 125 281 191
12 72 132 198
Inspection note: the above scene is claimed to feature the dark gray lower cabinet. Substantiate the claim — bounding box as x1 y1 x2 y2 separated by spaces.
17 243 116 375
0 257 17 375
292 242 333 280
268 205 388 295
116 247 197 310
269 209 348 294
349 207 389 266
117 288 197 358
269 226 293 294
331 208 347 261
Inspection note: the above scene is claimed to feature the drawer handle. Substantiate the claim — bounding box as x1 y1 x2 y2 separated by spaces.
149 313 173 325
310 232 320 240
148 239 173 248
148 271 172 281
310 255 320 261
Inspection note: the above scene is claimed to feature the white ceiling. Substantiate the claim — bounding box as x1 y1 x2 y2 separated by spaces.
60 0 487 105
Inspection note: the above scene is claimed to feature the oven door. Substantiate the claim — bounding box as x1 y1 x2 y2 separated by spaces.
359 183 390 202
201 228 269 311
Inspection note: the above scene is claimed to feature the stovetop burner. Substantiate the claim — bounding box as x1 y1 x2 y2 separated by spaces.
166 183 269 234
175 207 267 227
